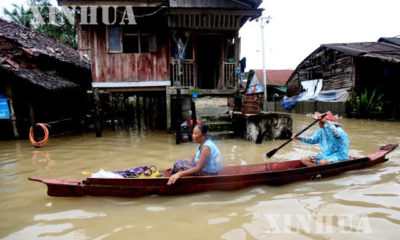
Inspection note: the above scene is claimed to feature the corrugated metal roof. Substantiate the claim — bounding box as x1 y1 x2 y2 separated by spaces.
322 41 400 63
169 0 262 9
378 37 400 46
58 0 166 6
57 0 261 8
254 69 293 87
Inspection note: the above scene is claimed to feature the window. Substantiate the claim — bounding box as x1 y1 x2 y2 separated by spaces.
108 25 154 53
122 35 139 53
108 26 121 52
171 35 192 59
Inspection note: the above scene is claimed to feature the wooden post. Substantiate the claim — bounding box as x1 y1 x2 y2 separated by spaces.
192 34 198 88
144 96 149 129
176 86 181 144
132 94 136 125
220 35 225 89
234 32 240 89
149 97 154 130
27 101 35 124
93 88 102 137
123 93 128 126
166 90 171 133
109 92 115 131
191 98 196 125
6 86 19 138
136 95 141 129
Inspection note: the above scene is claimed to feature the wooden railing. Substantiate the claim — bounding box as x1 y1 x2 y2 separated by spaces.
170 60 238 90
223 61 237 89
170 60 195 87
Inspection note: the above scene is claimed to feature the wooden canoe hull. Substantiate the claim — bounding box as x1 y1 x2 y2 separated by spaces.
29 144 398 197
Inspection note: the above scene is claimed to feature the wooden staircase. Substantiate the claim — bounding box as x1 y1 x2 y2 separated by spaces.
199 114 235 140
194 98 235 140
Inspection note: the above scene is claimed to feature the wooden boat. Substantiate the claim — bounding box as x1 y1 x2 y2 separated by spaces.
29 144 398 197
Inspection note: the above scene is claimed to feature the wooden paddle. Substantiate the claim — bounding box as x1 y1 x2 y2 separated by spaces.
265 113 327 158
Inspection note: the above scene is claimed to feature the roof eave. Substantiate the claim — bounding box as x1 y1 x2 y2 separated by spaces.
57 0 166 7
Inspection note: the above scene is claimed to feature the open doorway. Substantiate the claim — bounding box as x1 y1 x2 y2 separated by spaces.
196 35 221 89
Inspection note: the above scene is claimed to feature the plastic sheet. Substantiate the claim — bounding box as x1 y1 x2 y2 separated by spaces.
91 169 123 178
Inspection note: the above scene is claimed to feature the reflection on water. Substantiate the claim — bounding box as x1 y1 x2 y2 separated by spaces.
32 151 55 170
0 114 400 239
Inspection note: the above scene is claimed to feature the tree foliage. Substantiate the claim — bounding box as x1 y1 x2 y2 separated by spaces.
3 4 33 28
3 0 77 49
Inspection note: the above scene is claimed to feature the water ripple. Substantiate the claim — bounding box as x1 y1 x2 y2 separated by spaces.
34 210 106 221
191 194 257 206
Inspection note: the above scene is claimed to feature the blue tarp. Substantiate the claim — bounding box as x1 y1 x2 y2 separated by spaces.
246 84 264 95
281 94 301 110
246 74 265 95
0 94 10 119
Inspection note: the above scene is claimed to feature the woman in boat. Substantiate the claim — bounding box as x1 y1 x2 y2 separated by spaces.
167 123 223 185
293 111 350 166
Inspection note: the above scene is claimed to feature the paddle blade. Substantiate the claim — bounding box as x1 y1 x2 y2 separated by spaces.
266 148 278 158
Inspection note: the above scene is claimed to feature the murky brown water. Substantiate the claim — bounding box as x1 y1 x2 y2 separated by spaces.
1 114 400 239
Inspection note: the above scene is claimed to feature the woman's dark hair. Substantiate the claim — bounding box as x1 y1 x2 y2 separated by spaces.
195 123 209 136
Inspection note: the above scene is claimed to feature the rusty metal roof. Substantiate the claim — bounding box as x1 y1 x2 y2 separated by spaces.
254 69 293 87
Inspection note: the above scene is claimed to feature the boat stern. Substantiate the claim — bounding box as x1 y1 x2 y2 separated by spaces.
29 177 87 197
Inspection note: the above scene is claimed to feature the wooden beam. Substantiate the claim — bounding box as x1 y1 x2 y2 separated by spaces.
167 87 237 95
103 87 167 93
92 81 171 88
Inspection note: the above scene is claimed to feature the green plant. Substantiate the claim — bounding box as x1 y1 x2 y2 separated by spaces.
3 4 34 28
189 88 199 95
2 0 78 48
348 88 384 117
28 0 78 48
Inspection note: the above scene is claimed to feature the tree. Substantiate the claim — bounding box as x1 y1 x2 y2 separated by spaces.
3 4 34 28
3 1 78 48
27 0 78 48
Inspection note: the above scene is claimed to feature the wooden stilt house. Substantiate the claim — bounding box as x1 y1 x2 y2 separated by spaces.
57 0 263 131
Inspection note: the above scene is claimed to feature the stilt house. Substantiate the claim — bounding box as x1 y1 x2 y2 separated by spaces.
57 0 263 131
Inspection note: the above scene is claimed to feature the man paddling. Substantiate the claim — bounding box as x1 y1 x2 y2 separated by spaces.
293 111 350 166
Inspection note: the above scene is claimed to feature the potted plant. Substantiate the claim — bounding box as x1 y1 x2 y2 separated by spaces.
189 88 199 98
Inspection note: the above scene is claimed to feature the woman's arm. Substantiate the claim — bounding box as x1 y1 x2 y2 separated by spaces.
167 146 210 185
299 130 321 144
188 151 196 162
324 121 341 138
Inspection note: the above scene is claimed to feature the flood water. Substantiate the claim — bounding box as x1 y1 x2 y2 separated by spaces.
1 114 400 239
